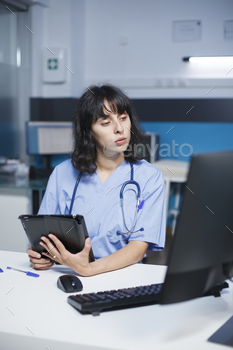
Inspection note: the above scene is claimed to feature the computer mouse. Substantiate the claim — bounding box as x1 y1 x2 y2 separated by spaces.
57 274 83 293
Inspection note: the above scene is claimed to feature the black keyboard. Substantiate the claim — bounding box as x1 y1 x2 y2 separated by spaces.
68 283 163 315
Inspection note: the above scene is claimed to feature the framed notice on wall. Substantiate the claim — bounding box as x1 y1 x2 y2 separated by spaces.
173 20 202 41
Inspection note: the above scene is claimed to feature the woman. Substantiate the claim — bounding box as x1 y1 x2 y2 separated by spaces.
27 84 166 276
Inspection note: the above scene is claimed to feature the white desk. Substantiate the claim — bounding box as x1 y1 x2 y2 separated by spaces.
1 251 233 350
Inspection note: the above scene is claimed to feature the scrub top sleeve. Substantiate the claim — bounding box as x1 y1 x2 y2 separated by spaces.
38 167 60 215
128 169 166 251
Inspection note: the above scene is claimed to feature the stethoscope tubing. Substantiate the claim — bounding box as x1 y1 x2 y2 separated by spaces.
69 163 143 234
69 172 82 215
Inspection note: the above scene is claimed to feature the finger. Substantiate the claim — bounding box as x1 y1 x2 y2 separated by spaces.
41 251 57 260
28 253 43 260
48 234 67 254
27 248 41 259
40 237 58 256
39 243 59 260
32 262 54 270
30 256 52 264
82 237 92 255
30 257 53 267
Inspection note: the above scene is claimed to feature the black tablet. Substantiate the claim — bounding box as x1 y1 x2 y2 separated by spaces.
18 214 95 262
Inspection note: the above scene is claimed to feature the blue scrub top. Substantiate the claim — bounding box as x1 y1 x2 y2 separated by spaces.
38 159 166 260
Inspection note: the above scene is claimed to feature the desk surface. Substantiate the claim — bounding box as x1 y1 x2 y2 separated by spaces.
0 250 232 350
0 174 48 191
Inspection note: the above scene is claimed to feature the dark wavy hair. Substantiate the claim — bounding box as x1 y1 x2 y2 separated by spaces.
71 84 146 174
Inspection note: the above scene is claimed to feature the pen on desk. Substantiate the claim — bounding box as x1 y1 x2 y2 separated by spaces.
0 268 3 273
6 267 39 278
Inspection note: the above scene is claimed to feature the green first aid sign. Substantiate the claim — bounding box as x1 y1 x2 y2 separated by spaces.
48 59 58 70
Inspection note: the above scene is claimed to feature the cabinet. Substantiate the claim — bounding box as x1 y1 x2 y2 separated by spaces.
0 175 47 252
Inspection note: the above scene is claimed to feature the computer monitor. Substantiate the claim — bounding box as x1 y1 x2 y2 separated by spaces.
26 121 73 155
136 132 160 163
160 150 233 304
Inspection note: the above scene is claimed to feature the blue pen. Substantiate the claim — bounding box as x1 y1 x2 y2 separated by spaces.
7 267 39 278
0 268 3 273
137 199 145 213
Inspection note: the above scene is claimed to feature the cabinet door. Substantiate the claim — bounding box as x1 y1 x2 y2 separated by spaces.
0 189 31 252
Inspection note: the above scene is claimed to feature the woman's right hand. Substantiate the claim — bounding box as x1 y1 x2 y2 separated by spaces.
26 248 54 270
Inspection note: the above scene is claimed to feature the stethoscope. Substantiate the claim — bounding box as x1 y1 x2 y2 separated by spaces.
69 163 144 234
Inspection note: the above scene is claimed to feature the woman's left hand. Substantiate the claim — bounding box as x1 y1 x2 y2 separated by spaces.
39 234 93 276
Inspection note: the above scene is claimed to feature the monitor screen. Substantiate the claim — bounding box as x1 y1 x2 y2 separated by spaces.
26 121 73 155
160 150 233 304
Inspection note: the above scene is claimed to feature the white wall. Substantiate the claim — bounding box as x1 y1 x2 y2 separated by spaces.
30 0 85 98
30 0 233 99
84 0 233 98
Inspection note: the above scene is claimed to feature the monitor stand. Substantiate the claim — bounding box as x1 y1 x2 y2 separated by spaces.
208 315 233 347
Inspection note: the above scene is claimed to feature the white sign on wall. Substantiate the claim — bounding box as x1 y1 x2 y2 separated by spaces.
43 47 67 83
173 20 202 41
